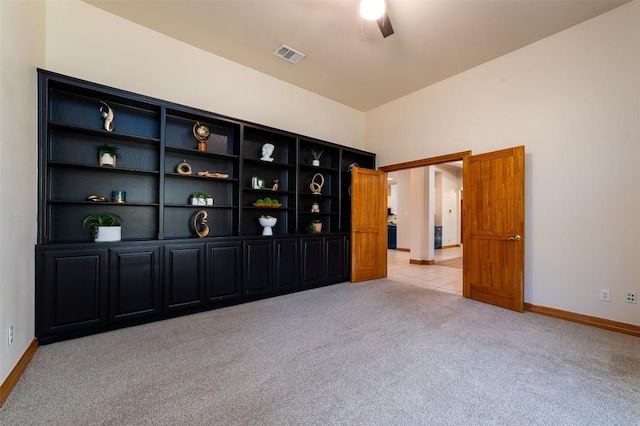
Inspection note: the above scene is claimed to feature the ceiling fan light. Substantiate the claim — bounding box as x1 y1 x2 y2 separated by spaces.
360 0 385 21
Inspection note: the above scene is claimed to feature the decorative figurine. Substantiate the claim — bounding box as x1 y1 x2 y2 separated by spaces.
261 143 275 162
272 179 279 191
176 160 193 175
99 101 115 132
193 122 210 152
311 202 320 213
310 173 325 195
192 210 210 238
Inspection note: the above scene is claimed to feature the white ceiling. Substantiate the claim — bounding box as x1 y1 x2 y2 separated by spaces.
84 0 628 111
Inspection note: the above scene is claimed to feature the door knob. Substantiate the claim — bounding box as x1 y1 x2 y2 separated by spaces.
507 234 522 241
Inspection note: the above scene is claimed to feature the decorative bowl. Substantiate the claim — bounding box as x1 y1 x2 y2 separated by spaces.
259 216 277 227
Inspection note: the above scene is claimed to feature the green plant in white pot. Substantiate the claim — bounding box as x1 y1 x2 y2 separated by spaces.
307 219 322 234
190 192 214 206
83 213 122 242
310 149 323 167
96 144 120 167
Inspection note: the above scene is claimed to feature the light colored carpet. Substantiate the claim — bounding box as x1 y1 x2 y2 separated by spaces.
1 279 639 425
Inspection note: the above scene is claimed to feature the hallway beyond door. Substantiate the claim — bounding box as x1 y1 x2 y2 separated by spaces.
387 248 462 295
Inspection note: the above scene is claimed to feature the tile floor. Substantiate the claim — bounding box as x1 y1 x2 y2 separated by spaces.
387 247 463 295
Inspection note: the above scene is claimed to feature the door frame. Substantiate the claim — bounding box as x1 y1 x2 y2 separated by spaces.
380 150 471 296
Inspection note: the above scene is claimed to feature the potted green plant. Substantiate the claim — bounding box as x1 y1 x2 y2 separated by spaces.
96 144 120 167
307 219 322 234
310 149 324 167
190 192 213 206
83 213 122 242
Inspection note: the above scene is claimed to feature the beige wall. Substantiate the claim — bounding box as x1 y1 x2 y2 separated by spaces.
45 0 364 149
366 2 640 325
0 0 45 385
434 166 462 246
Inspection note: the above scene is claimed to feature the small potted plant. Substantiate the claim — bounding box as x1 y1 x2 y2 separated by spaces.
191 192 214 206
83 213 122 242
96 144 120 167
307 219 323 234
310 149 324 167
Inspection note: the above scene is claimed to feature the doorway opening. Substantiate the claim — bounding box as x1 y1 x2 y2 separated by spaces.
380 151 470 296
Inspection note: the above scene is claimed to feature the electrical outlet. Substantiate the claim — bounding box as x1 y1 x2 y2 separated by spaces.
625 291 637 304
7 325 13 346
600 289 610 302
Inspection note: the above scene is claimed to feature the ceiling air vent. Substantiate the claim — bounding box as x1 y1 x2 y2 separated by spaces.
274 44 306 64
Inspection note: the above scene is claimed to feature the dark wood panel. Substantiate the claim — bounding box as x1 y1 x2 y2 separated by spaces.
109 246 161 321
301 237 324 287
275 238 299 291
207 242 242 302
164 243 205 310
37 248 108 337
243 240 273 296
325 236 346 282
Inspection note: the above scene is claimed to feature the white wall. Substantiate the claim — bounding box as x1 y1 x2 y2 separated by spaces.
434 166 462 246
366 2 640 325
0 0 45 385
396 170 412 249
45 0 364 149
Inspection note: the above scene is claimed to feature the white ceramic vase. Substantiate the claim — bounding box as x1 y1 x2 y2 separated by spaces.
95 226 121 242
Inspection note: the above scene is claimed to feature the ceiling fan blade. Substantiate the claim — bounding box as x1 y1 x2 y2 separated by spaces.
376 10 394 38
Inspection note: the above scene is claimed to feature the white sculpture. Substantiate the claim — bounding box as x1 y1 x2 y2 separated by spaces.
99 100 114 132
261 143 275 162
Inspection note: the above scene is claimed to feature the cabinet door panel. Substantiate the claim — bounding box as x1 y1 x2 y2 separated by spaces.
164 243 205 310
207 242 242 302
301 237 324 287
37 248 108 338
243 240 273 296
275 239 299 291
325 236 346 282
110 246 161 321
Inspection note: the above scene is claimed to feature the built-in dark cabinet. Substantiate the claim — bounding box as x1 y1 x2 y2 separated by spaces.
206 241 242 303
301 235 348 288
301 237 324 287
163 243 206 311
325 236 348 282
275 238 299 291
109 245 161 322
36 247 109 338
243 240 274 296
36 69 375 343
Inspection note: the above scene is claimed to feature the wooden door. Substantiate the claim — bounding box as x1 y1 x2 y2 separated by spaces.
350 168 387 282
463 146 525 312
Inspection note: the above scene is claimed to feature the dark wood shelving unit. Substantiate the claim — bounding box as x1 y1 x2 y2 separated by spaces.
36 69 375 343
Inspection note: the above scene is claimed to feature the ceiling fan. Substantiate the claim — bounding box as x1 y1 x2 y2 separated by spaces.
360 0 395 38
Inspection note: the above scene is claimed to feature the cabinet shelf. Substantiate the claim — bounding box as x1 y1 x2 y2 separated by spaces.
48 200 159 207
299 212 339 216
243 206 295 211
299 164 339 173
165 204 237 209
49 121 160 145
242 187 295 195
299 192 338 199
243 158 296 169
165 145 238 161
49 161 159 175
164 172 237 183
